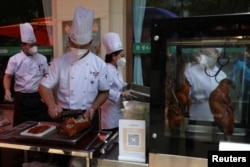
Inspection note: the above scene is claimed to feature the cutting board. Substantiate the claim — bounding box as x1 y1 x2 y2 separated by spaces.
15 121 93 145
20 124 56 137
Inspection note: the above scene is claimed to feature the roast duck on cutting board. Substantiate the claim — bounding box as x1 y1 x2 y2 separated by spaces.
209 78 236 141
58 115 91 138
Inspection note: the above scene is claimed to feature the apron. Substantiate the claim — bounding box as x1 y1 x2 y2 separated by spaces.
13 92 51 126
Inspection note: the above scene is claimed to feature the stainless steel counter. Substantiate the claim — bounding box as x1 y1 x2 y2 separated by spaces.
0 120 114 167
94 142 148 167
0 122 149 167
1 125 211 167
0 136 149 167
0 132 96 167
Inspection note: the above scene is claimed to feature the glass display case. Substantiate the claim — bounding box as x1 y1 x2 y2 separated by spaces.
149 13 250 158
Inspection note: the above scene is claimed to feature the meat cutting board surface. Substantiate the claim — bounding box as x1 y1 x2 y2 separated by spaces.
20 125 56 137
14 121 93 145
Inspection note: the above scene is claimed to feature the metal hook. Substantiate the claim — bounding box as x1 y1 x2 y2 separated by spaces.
204 55 230 83
217 54 230 66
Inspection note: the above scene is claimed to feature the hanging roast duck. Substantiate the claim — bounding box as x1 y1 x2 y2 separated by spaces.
209 78 236 140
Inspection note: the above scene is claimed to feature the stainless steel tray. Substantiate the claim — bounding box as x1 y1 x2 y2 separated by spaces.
14 121 92 145
127 83 150 102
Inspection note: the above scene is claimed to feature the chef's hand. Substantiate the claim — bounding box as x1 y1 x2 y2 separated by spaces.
48 104 62 118
84 108 94 120
4 90 14 102
121 90 137 100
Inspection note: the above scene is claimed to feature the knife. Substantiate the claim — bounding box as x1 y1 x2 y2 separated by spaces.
60 110 84 118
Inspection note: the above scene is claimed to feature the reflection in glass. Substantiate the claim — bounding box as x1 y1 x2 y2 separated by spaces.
164 39 249 141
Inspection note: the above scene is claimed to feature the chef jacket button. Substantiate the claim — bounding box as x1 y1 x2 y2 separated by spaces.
71 76 74 79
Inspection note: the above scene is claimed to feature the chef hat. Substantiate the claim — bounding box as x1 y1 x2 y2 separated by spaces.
102 32 123 54
69 6 94 45
215 48 223 53
19 23 36 44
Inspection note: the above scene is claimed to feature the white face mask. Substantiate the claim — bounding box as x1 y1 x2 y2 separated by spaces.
28 46 38 55
200 54 216 68
70 47 88 59
117 57 126 66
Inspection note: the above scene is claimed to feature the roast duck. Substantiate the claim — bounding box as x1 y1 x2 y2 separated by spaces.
167 102 185 133
175 77 191 118
165 57 192 133
209 78 236 140
168 77 191 132
58 115 91 138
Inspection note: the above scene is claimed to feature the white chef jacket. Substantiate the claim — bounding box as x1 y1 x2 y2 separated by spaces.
184 64 227 121
100 63 127 129
5 51 48 93
40 51 110 110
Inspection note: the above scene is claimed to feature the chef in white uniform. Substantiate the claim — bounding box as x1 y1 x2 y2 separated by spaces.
39 7 110 166
101 32 130 132
39 7 109 123
2 22 50 167
184 48 227 121
3 23 50 126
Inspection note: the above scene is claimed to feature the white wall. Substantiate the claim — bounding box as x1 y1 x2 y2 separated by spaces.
109 0 127 78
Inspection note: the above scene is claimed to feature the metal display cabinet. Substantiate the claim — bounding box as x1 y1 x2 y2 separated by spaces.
149 13 250 166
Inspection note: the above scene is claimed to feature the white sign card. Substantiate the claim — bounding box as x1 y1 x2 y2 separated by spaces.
118 119 146 163
219 141 250 151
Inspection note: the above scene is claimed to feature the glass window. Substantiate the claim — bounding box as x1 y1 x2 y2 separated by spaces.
150 14 250 158
140 0 250 87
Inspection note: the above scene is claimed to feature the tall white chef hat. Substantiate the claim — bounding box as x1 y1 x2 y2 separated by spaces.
215 48 223 53
19 23 36 44
69 6 94 45
102 32 123 54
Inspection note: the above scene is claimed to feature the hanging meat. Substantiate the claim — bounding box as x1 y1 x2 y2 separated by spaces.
175 77 191 117
209 78 236 140
165 56 191 133
168 102 185 134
